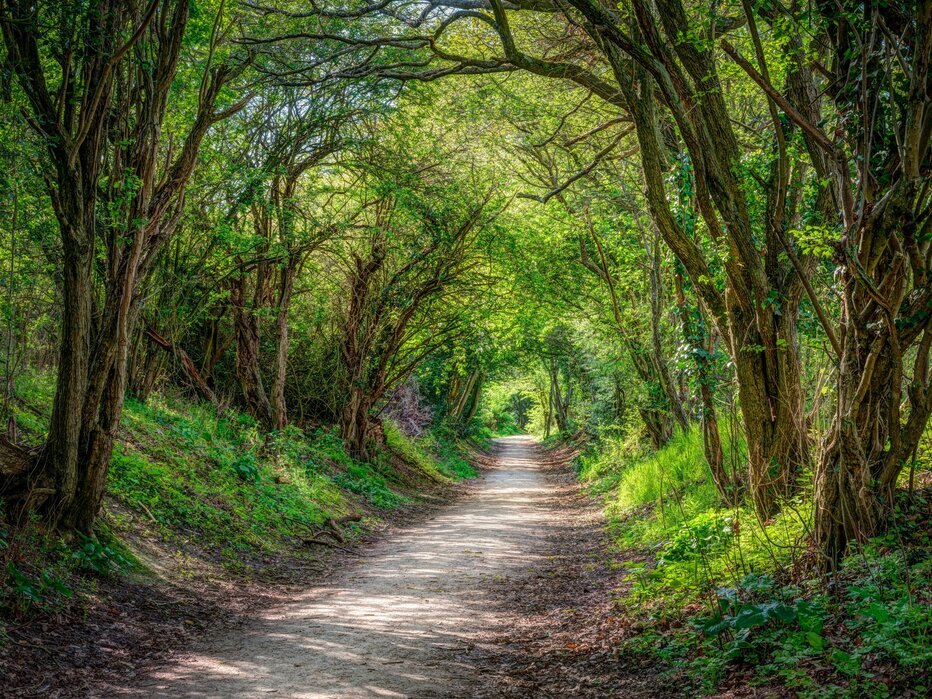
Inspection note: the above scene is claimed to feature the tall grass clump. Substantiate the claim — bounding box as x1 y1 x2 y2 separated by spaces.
579 427 744 519
580 425 807 586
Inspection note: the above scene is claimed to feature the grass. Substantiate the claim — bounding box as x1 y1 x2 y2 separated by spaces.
383 421 479 481
111 397 356 553
578 426 931 697
2 371 478 622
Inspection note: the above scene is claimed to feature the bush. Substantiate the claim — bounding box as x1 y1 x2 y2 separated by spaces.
660 511 736 564
580 426 930 696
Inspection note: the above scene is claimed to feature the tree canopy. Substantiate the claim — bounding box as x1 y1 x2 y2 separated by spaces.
1 0 929 583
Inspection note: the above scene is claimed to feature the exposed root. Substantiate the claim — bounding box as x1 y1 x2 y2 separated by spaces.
285 513 365 554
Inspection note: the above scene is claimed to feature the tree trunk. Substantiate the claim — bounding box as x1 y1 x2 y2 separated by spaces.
341 387 371 460
270 261 297 430
646 229 689 431
55 252 145 532
38 227 94 525
130 342 165 402
807 2 932 568
626 340 676 448
200 306 233 380
814 184 932 566
462 372 483 425
231 275 274 429
674 270 734 503
338 246 384 459
447 374 462 412
729 296 808 517
639 407 674 449
700 379 728 497
581 224 684 440
548 360 569 433
612 374 626 422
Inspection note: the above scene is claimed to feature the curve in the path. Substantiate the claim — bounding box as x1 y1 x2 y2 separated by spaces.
125 436 558 699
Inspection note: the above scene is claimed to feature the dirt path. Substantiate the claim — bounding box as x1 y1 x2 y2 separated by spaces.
119 436 665 699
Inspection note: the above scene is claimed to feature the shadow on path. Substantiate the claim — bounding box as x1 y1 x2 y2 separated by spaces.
121 436 573 699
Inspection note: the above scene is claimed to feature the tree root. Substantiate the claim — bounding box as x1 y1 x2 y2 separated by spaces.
285 514 365 555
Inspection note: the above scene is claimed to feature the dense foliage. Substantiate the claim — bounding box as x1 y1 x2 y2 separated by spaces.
0 0 929 694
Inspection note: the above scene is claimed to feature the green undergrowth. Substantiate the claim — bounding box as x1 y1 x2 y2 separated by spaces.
2 372 477 624
383 421 478 480
579 427 931 698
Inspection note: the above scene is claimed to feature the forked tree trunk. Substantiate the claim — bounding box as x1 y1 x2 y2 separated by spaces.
1 0 239 533
55 248 151 532
339 244 385 458
639 407 674 449
806 1 932 568
582 226 685 441
337 194 485 458
461 373 483 425
450 371 479 423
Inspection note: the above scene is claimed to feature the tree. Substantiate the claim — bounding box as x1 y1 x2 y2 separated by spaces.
223 87 349 429
0 0 247 532
320 0 812 516
756 0 932 566
335 154 497 456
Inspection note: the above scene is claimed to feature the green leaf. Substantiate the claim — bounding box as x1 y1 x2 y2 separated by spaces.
806 631 825 650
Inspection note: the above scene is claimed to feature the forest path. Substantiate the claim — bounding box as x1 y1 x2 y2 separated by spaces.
125 436 567 698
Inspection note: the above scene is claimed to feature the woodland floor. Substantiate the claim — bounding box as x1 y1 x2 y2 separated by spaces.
7 437 681 698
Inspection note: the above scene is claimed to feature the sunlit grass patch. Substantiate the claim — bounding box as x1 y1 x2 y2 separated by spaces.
580 425 930 696
383 420 478 481
6 371 475 565
111 395 352 553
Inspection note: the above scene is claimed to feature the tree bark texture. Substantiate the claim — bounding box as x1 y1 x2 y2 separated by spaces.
0 0 240 532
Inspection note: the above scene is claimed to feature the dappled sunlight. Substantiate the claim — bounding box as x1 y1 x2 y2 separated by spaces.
123 437 571 698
